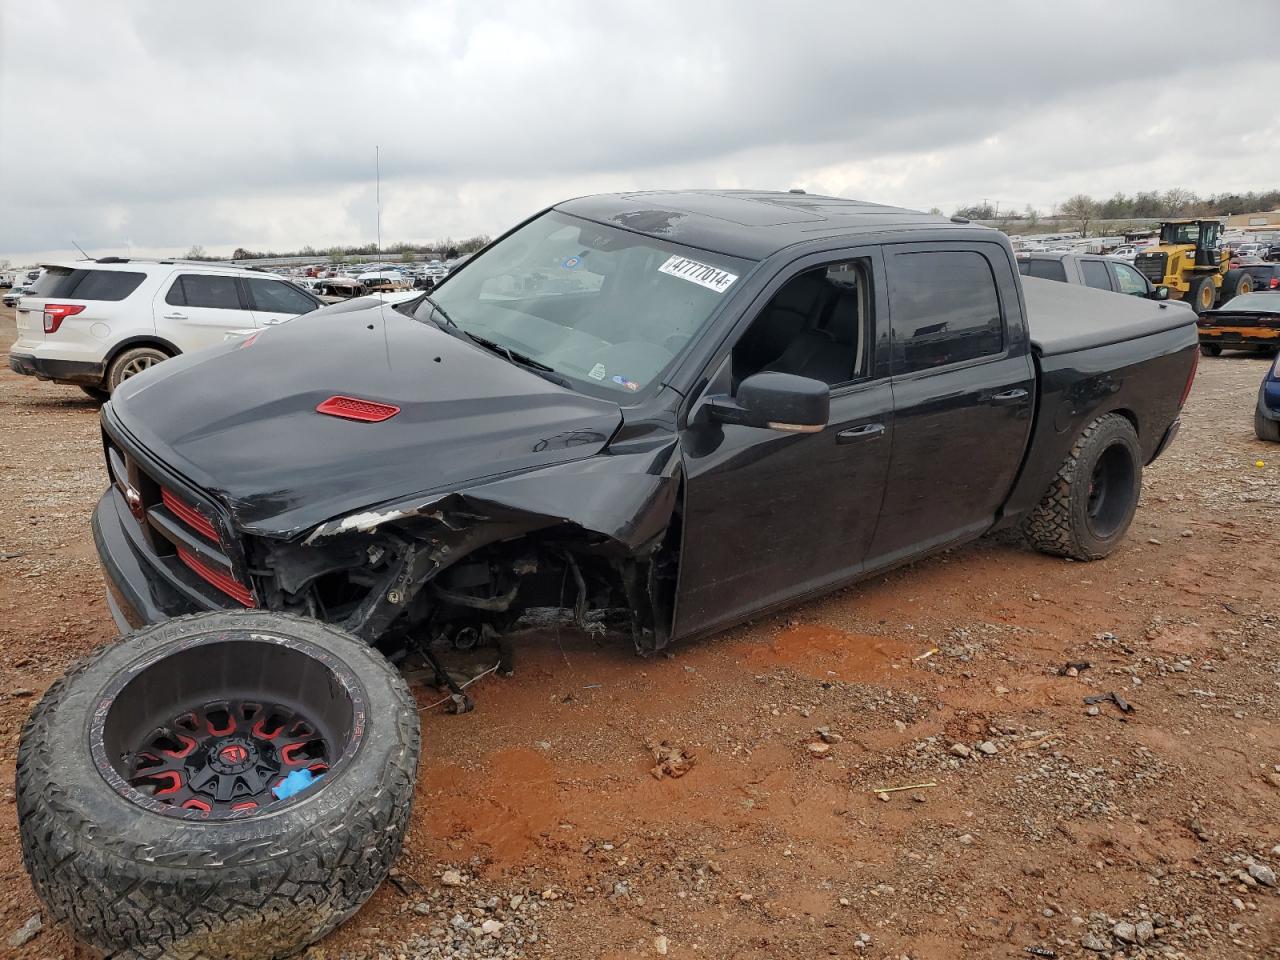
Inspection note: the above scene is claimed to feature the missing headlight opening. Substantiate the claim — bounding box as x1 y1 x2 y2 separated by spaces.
252 489 682 712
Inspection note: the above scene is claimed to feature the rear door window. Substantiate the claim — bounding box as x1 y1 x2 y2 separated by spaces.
1080 260 1113 290
887 250 1004 373
165 274 243 309
245 278 317 315
27 267 145 301
1018 258 1067 282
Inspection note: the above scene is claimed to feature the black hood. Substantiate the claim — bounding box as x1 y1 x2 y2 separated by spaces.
108 306 622 537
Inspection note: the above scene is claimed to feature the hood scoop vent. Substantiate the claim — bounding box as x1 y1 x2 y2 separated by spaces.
316 395 400 423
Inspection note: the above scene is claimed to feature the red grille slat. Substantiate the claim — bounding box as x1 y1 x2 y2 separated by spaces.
162 488 219 542
177 547 256 607
316 395 400 422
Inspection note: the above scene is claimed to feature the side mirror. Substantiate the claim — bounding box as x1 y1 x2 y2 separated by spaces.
707 371 830 433
1151 285 1170 300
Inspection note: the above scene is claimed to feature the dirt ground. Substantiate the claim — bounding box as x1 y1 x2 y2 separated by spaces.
0 305 1276 960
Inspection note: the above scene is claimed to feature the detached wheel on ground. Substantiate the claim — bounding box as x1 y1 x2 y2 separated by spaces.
16 611 420 960
1023 413 1143 561
1199 343 1222 357
107 345 170 392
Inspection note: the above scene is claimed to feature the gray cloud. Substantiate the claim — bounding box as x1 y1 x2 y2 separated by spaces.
2 0 1278 261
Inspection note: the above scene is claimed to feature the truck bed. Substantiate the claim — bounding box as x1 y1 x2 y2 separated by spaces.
1023 276 1196 356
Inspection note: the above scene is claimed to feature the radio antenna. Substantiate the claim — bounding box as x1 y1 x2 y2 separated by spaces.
71 239 95 261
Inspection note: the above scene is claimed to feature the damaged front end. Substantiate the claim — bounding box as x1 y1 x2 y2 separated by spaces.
243 450 684 685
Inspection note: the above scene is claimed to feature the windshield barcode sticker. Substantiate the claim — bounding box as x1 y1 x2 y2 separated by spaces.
659 255 738 294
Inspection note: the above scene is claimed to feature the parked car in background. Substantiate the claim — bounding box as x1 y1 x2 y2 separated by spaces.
1232 242 1266 259
291 277 327 295
1256 353 1280 441
0 271 16 288
357 270 410 292
8 259 323 397
1195 292 1280 356
1016 252 1178 302
3 284 32 307
1233 261 1280 293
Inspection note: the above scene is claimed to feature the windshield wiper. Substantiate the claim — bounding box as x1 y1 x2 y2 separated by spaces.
422 295 458 330
420 295 571 387
462 332 571 386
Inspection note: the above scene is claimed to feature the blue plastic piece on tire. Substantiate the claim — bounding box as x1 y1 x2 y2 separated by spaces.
272 768 320 801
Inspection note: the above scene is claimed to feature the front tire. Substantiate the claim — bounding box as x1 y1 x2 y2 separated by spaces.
79 384 110 402
107 345 170 392
1257 412 1280 443
16 612 420 960
1185 275 1216 313
1023 413 1143 560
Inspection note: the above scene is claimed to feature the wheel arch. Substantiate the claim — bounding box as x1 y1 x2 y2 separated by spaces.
1106 406 1140 439
104 335 183 369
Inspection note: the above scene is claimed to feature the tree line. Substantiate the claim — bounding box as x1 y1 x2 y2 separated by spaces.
186 235 493 263
953 188 1280 237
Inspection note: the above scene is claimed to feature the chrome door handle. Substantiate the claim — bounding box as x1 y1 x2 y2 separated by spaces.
836 422 886 443
990 388 1029 404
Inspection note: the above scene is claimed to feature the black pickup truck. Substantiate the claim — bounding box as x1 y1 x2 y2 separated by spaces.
94 191 1197 655
20 192 1202 960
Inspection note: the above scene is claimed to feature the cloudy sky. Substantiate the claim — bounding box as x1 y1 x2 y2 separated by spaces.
2 0 1278 263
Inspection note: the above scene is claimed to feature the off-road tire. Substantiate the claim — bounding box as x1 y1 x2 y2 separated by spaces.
16 611 421 960
107 345 170 392
1256 411 1280 443
1199 343 1222 357
1185 275 1216 313
1221 268 1253 302
1023 414 1142 561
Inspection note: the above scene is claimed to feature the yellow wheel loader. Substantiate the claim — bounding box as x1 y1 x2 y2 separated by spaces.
1132 219 1253 312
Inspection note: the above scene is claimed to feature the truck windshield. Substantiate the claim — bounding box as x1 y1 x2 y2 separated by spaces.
416 211 752 398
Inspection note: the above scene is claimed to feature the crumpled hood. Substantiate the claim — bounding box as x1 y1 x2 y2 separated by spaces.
108 306 622 537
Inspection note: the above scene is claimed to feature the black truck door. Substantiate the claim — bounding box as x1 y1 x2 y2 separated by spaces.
865 242 1034 567
673 250 893 640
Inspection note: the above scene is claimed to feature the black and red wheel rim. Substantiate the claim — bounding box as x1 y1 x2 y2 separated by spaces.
90 631 366 819
125 699 333 815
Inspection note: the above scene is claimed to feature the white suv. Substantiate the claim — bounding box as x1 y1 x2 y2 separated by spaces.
8 258 322 397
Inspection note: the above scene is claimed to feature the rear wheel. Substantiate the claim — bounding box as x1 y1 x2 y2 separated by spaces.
1185 275 1216 312
107 345 170 392
1256 412 1280 443
17 611 420 960
1199 343 1222 357
1024 414 1143 560
1222 269 1253 302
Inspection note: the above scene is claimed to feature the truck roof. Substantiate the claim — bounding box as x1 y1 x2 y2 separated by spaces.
555 190 963 260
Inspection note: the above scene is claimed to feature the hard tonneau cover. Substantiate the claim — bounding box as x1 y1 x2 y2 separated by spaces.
1023 276 1195 357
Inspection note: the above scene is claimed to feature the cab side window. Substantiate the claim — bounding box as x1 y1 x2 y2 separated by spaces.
888 251 1003 373
1112 263 1149 296
246 278 317 315
731 260 870 388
